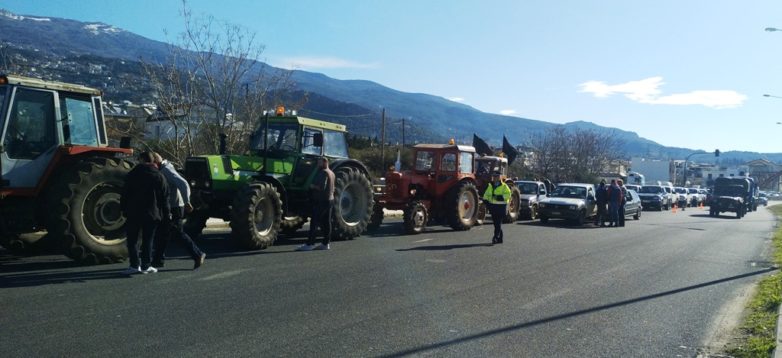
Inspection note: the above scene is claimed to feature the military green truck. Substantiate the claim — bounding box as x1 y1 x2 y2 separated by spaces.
183 109 374 249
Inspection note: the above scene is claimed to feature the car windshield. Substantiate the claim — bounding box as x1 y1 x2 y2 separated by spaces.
675 188 687 194
688 188 699 194
640 186 662 194
517 182 539 194
550 186 586 198
714 185 745 196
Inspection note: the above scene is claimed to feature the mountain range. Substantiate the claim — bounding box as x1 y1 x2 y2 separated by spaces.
0 8 778 164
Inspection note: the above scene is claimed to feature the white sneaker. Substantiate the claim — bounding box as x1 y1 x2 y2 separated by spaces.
314 244 330 250
142 266 158 274
296 244 315 251
121 267 141 275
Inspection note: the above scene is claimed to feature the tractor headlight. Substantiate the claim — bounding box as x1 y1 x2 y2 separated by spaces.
409 188 417 196
190 180 197 187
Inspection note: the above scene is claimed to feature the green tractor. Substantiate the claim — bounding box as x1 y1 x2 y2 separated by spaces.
183 108 374 250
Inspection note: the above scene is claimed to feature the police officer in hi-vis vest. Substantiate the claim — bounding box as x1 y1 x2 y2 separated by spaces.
483 171 511 245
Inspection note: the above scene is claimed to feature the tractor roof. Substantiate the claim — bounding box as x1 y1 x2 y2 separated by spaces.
413 144 476 153
476 156 508 163
269 115 347 132
0 74 101 96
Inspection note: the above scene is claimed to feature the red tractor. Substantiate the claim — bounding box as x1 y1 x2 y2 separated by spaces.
474 155 521 224
368 143 480 234
0 74 133 264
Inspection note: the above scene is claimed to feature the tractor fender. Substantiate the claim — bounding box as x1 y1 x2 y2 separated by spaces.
330 158 371 179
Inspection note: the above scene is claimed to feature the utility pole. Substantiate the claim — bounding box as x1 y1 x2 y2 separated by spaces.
401 117 405 149
380 108 386 170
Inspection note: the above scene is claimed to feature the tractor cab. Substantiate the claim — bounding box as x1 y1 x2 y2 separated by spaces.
0 74 111 191
475 156 509 180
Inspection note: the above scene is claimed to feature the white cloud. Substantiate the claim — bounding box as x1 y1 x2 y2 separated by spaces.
448 97 465 102
579 76 747 109
500 109 517 115
274 56 379 70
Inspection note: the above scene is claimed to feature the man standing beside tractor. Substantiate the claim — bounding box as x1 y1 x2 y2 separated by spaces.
483 171 511 245
297 158 336 251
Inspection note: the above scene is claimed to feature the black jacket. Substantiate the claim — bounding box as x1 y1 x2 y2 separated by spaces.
121 163 170 222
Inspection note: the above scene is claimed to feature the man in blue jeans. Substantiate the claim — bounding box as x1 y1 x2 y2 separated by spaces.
120 151 170 275
151 153 206 270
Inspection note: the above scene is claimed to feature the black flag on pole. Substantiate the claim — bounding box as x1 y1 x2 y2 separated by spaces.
503 136 519 165
472 134 493 156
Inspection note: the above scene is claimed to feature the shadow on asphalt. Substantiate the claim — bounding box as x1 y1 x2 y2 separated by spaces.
378 267 779 358
517 220 613 229
366 224 459 238
396 243 493 251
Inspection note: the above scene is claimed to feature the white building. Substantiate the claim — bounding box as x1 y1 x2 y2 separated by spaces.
630 157 671 184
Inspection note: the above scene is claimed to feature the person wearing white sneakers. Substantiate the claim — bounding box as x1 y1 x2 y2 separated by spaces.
120 151 170 275
297 158 335 252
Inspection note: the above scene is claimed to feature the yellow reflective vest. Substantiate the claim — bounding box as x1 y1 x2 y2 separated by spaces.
483 182 511 205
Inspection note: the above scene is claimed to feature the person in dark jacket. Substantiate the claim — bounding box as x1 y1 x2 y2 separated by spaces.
607 179 621 227
120 151 170 275
296 158 336 251
151 153 206 270
595 179 608 227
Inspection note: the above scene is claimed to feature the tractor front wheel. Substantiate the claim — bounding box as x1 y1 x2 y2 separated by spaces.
475 201 487 225
230 183 282 250
403 200 428 234
503 185 521 223
47 157 132 265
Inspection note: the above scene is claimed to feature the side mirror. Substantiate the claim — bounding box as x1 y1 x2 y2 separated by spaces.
313 132 324 147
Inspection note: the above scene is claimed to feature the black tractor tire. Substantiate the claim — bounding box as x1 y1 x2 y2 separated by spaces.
403 200 428 234
475 201 487 226
331 168 373 240
366 203 384 232
230 183 282 250
280 215 308 236
47 157 132 265
503 185 521 224
183 211 210 240
446 181 479 231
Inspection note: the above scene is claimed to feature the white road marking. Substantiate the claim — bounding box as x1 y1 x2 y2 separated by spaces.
414 238 434 243
198 269 248 281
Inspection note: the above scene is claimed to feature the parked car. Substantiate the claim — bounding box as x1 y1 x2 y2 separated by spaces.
638 185 670 210
538 183 597 225
515 180 547 219
623 189 642 220
688 188 704 207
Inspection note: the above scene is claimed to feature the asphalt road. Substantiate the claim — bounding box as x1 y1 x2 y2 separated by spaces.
0 205 777 357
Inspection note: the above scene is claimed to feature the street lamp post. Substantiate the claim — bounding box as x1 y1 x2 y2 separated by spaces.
683 150 719 187
766 27 782 32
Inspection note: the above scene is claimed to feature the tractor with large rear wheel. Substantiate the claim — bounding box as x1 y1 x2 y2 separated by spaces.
0 74 133 264
368 143 480 234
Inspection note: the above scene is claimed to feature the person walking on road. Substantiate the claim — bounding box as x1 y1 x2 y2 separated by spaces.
607 179 621 227
120 151 170 275
483 171 511 245
617 179 628 227
595 179 608 227
151 153 206 270
297 158 336 251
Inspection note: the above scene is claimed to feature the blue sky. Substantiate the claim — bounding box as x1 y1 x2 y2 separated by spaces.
5 0 782 153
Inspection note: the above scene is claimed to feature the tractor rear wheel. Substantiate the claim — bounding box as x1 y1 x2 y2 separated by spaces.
331 168 373 240
230 183 282 250
403 200 428 234
366 203 384 232
446 181 479 231
503 185 521 223
280 215 307 236
47 157 132 265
